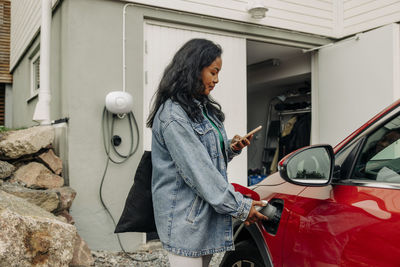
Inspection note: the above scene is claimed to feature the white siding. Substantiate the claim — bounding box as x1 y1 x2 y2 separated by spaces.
10 0 57 70
12 0 400 72
343 0 400 36
127 0 335 37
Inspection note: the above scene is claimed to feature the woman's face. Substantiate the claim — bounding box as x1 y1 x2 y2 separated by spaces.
201 57 222 96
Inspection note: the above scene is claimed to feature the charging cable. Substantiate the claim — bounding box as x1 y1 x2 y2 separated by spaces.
99 108 157 262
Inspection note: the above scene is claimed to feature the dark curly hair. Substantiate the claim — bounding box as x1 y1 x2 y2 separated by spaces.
146 38 225 128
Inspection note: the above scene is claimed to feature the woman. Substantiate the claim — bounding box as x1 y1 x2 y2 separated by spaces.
147 39 267 267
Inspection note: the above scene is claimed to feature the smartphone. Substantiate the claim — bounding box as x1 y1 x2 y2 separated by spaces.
244 125 262 138
232 126 263 146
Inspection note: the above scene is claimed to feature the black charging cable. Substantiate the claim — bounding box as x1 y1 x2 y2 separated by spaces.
99 107 157 262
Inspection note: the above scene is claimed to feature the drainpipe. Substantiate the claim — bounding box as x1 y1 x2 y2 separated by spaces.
33 0 52 125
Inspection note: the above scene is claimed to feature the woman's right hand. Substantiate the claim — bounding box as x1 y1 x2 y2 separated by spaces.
230 134 253 152
244 200 268 226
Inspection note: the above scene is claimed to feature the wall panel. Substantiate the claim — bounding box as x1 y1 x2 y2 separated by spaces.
343 0 400 36
125 0 335 36
10 0 57 70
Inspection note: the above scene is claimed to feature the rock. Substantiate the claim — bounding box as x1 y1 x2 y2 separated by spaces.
0 190 76 266
70 234 95 267
50 186 76 211
55 210 75 225
11 162 64 189
56 215 68 223
0 182 59 212
138 240 163 252
0 126 54 159
0 160 15 179
38 149 63 175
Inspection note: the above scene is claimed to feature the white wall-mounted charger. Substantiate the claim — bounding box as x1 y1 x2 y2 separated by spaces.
105 91 133 114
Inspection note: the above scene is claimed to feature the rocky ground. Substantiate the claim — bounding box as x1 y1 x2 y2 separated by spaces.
92 241 224 266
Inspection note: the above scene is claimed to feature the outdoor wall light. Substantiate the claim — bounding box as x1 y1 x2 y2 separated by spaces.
247 0 268 19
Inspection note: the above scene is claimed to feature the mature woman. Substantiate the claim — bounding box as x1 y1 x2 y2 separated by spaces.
147 38 266 267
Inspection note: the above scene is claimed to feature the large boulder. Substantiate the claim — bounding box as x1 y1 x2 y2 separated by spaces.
0 126 54 159
0 160 15 179
11 162 64 189
0 182 59 212
0 190 76 266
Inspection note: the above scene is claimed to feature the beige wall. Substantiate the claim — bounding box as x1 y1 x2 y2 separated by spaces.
10 0 400 71
343 0 400 37
126 0 336 36
10 0 58 70
11 0 334 70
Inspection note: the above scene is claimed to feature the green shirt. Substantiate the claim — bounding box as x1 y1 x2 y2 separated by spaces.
203 111 224 152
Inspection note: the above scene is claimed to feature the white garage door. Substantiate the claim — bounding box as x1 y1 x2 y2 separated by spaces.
314 23 400 147
143 21 248 185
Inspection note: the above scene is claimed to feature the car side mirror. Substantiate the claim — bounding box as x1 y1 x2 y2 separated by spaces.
278 145 334 186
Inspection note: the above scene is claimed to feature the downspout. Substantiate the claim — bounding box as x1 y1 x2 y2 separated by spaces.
33 0 52 125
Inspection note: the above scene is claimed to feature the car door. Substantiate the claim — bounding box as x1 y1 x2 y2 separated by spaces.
281 111 400 266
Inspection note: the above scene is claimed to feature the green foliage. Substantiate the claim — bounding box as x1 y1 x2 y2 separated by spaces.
0 126 27 132
295 170 324 179
0 126 11 132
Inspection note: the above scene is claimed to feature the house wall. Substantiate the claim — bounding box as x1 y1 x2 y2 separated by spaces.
5 84 11 127
343 0 400 37
57 0 145 251
10 0 334 73
10 0 400 74
10 0 58 71
10 5 63 128
125 0 337 37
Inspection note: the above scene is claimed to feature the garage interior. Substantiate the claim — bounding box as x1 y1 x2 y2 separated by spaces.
246 40 312 185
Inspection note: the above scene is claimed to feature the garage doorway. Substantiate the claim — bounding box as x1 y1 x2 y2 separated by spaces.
246 40 311 184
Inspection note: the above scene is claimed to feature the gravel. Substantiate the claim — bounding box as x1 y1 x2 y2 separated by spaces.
92 241 225 266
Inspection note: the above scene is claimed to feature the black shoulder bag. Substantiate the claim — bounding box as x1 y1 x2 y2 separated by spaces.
114 151 157 233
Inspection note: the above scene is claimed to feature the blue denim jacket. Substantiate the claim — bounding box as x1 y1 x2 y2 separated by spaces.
151 99 252 257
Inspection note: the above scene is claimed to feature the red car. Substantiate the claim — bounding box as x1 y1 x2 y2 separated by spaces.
221 99 400 267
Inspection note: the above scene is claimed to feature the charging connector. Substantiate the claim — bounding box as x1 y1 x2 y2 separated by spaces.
257 200 278 219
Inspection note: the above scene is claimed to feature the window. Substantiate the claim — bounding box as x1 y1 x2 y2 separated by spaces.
333 138 363 180
30 52 40 97
352 114 400 183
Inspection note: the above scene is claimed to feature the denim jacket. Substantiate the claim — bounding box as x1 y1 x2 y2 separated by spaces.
151 99 252 257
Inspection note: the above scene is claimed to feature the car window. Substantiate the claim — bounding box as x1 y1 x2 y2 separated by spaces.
333 139 363 180
352 114 400 183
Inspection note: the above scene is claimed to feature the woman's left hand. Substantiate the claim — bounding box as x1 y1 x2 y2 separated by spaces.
230 134 253 152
